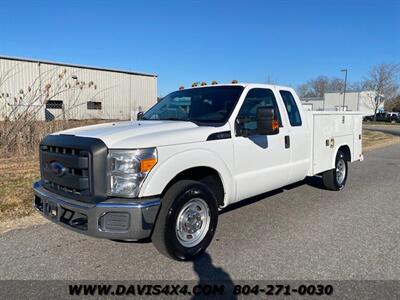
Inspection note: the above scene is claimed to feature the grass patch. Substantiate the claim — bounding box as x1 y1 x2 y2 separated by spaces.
0 157 39 222
362 129 399 149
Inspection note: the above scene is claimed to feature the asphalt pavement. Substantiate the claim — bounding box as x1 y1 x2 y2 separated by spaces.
0 144 399 281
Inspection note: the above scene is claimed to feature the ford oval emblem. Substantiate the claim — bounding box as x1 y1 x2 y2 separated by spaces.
47 161 66 177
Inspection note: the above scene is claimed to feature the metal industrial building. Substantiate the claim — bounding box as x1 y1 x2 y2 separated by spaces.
301 91 384 116
0 56 157 121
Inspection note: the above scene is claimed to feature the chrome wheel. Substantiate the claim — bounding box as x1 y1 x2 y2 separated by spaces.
336 158 346 185
175 198 211 247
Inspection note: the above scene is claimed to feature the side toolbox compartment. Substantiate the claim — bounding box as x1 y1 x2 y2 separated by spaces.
309 112 361 175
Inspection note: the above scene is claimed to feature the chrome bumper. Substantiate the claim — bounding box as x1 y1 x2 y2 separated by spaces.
32 180 160 240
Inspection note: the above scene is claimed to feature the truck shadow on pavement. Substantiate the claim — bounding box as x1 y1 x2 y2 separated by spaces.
192 251 237 299
221 176 325 215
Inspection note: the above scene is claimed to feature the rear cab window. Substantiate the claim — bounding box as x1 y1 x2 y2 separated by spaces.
279 90 302 126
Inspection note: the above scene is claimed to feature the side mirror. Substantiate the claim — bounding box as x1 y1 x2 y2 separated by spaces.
137 111 144 120
256 107 279 135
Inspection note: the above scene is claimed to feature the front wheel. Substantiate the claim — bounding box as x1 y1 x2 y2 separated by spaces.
322 150 348 191
152 180 218 260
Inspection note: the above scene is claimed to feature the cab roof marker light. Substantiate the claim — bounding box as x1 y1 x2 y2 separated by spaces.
179 86 185 90
211 80 218 85
200 82 207 86
231 80 238 84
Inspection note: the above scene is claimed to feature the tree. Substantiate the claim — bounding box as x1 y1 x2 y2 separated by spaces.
0 66 100 154
385 95 400 112
297 75 345 97
362 63 400 120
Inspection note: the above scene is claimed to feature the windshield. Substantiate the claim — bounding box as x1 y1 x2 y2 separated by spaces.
142 86 244 125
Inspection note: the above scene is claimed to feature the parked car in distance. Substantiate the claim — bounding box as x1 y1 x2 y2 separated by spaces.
387 112 400 123
364 112 400 123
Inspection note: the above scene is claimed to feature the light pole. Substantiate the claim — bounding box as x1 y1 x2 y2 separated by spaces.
341 69 348 111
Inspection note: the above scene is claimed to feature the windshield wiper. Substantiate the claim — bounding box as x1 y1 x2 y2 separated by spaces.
142 117 202 126
162 117 190 121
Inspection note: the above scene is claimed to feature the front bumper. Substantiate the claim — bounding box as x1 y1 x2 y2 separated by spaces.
32 180 160 240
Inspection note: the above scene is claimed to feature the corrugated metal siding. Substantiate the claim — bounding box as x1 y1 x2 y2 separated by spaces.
0 57 157 120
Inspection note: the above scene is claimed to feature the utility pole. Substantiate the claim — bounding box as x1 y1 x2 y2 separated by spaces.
341 69 348 111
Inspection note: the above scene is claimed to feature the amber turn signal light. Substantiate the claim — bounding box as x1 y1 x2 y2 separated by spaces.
272 119 279 131
140 157 157 173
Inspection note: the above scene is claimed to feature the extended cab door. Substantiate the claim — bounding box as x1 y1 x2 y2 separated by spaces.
232 88 291 201
277 89 310 183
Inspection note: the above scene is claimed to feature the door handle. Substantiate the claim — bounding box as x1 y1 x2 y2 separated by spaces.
285 135 290 149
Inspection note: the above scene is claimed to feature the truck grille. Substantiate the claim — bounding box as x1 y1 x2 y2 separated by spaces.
41 145 90 197
40 135 108 203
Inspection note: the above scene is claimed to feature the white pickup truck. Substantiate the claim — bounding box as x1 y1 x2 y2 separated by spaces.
33 83 363 260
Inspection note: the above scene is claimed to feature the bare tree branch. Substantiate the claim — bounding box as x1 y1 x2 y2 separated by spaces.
362 63 400 120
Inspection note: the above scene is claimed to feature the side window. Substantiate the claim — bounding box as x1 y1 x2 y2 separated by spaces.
46 100 63 109
279 90 302 126
236 88 282 133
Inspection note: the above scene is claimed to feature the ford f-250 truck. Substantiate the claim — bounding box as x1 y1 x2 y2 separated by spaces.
33 83 363 260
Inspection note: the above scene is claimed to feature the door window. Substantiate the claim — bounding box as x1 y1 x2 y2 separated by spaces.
236 88 282 134
279 90 302 126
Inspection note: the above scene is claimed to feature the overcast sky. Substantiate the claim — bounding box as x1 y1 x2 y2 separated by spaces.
1 0 399 96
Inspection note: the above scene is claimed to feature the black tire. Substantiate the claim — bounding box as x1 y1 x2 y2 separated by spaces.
152 180 218 260
322 150 348 191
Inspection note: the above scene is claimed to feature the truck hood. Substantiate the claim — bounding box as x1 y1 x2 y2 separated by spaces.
53 120 224 148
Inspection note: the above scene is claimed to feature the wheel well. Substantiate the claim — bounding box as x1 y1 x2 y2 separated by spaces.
338 145 351 161
162 167 225 207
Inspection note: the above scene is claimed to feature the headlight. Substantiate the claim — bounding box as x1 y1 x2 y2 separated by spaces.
107 148 157 197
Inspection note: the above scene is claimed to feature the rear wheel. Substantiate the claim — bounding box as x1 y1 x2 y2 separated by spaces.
322 150 348 191
152 180 218 260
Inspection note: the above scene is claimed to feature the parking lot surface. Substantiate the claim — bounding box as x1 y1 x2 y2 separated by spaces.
0 144 399 280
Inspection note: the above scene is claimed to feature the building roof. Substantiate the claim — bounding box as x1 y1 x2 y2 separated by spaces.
301 96 324 102
0 55 157 78
324 90 374 94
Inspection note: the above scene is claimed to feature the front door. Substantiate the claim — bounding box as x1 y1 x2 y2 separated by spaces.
233 88 291 201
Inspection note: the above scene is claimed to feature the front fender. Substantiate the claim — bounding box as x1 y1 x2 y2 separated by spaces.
139 148 234 206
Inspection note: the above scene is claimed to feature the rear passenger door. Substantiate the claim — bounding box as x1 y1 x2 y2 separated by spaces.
278 89 310 182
